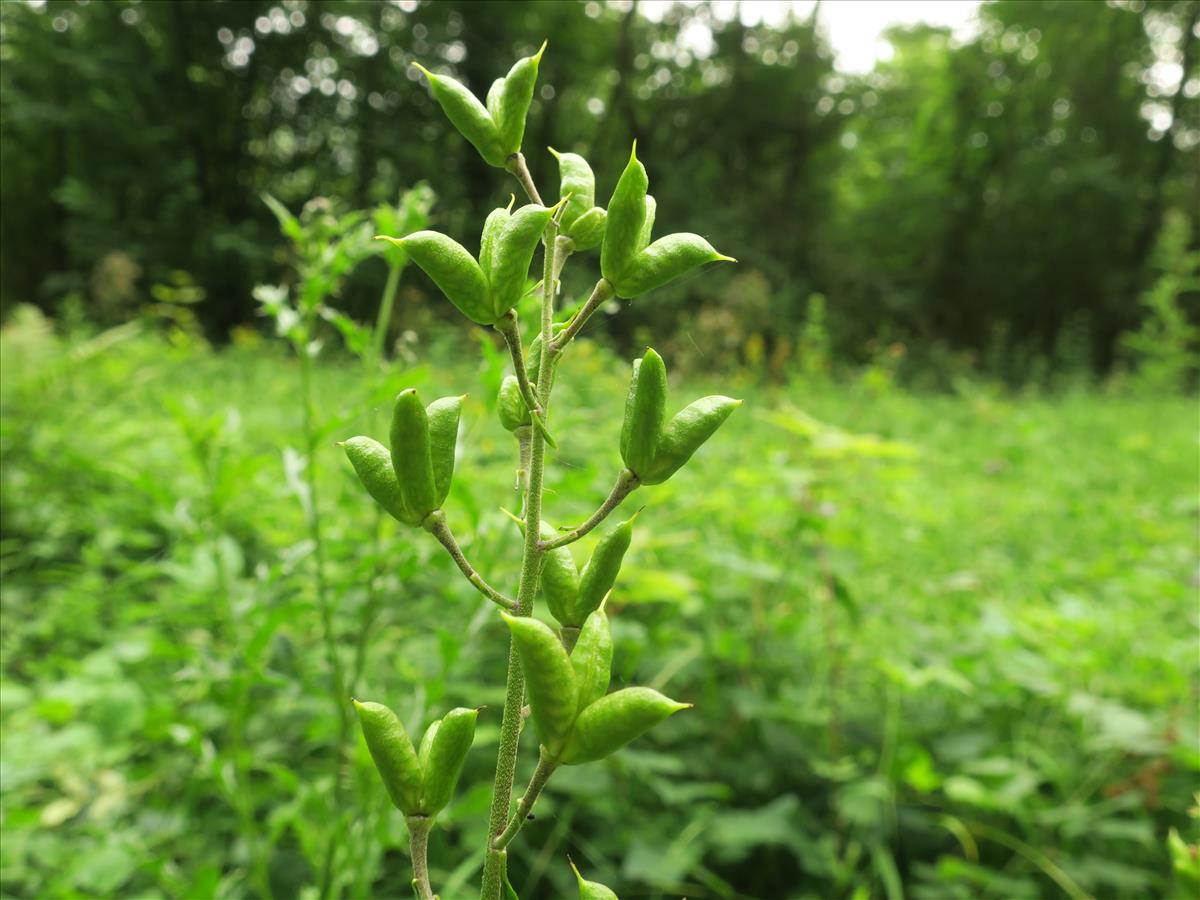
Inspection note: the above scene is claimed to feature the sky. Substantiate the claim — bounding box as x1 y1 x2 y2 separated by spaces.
639 0 984 73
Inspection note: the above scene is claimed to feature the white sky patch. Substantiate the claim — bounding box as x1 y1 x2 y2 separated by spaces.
639 0 983 73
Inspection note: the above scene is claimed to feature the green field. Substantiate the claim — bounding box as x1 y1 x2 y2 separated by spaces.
1 318 1196 899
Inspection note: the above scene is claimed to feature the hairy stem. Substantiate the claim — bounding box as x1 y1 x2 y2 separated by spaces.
407 816 435 900
539 469 640 551
423 511 518 611
506 152 544 206
515 426 532 499
492 754 558 852
495 313 557 447
481 180 561 900
550 278 615 353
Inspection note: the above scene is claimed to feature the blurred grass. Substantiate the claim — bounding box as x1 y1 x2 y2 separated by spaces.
1 315 1196 899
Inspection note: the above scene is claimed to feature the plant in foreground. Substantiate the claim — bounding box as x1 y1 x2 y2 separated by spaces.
344 44 738 899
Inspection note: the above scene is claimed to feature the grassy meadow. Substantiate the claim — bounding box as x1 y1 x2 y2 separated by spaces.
1 313 1196 899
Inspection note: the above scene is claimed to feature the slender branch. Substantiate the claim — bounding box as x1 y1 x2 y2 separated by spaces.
494 313 542 417
372 261 402 365
406 816 436 900
550 278 616 354
506 152 545 206
492 754 558 852
539 469 640 551
495 313 557 448
481 181 561 900
423 511 518 612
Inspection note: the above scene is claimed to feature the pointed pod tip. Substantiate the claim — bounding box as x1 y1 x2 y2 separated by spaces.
629 139 638 162
547 146 561 160
374 234 404 246
506 193 516 213
716 253 738 263
534 38 548 61
412 62 434 80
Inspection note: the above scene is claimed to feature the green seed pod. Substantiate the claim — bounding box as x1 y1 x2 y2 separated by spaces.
641 395 742 485
479 202 512 280
497 375 531 432
414 64 507 167
384 231 492 325
559 687 690 766
600 143 649 286
500 613 578 755
638 195 656 253
611 232 735 300
494 41 547 156
504 514 579 623
570 609 612 714
425 395 463 508
566 206 607 252
390 388 439 521
490 203 558 320
550 148 596 233
417 719 439 773
342 436 421 526
527 333 545 380
619 348 667 478
420 707 478 815
538 521 581 626
486 77 504 122
353 700 423 814
571 861 619 900
574 515 635 623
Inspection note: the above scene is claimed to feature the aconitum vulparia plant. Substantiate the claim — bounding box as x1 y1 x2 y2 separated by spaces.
343 42 739 899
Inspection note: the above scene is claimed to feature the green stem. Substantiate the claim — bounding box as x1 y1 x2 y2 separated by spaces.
514 426 532 500
494 313 556 447
539 469 640 551
372 261 402 365
506 152 544 206
423 511 518 611
299 344 350 900
492 753 558 852
550 279 615 353
407 816 436 900
481 162 560 900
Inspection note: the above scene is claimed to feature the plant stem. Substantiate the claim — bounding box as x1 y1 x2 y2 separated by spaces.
423 511 518 611
481 176 561 900
550 279 615 353
515 426 532 499
298 344 351 900
372 261 402 365
506 152 544 206
495 313 557 447
407 816 436 900
539 469 640 551
492 754 558 852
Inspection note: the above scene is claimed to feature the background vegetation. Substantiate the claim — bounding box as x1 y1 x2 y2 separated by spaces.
1 1 1198 899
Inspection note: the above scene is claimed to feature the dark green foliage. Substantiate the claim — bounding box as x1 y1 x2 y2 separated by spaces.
1 1 1194 373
